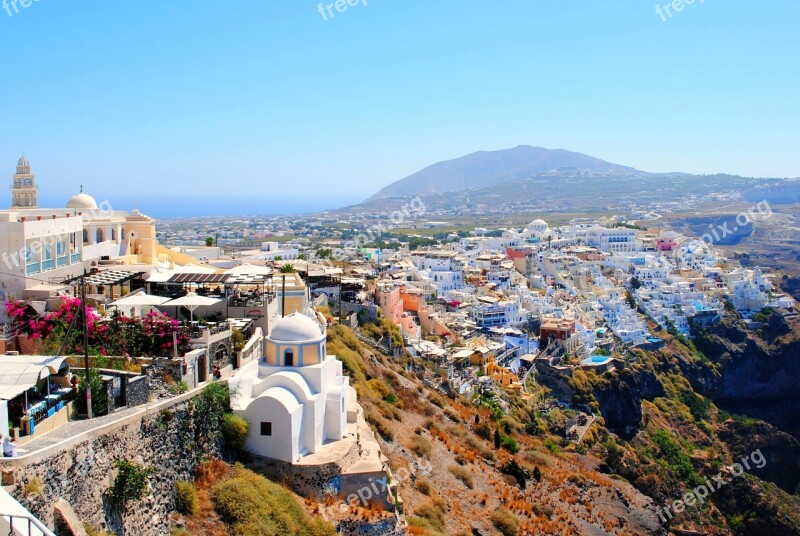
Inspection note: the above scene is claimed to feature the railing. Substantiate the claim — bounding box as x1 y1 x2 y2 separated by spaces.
0 513 56 536
56 256 68 268
26 263 40 275
41 259 55 271
188 322 230 340
70 253 81 264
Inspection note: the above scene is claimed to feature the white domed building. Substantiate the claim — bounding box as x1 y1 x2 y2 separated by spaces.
523 218 550 242
66 189 98 210
231 312 353 463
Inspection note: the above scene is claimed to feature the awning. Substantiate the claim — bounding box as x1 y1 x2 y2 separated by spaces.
0 356 69 400
167 273 229 284
83 270 144 287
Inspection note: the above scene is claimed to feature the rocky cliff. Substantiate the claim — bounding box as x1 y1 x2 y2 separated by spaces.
4 388 227 535
686 310 800 438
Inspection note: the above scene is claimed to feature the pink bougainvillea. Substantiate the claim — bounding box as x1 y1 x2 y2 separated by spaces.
5 298 190 358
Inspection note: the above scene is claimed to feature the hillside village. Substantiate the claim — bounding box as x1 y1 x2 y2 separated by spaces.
0 156 797 535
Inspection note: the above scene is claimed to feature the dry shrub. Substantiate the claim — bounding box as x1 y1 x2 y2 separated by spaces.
444 408 461 423
428 392 446 408
416 479 431 495
490 507 520 536
176 480 200 516
408 435 432 458
195 460 233 490
448 465 474 489
412 497 446 533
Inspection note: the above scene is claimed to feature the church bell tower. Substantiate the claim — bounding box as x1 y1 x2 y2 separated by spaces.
11 153 38 209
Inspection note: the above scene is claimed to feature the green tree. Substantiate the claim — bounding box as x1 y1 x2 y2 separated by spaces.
205 236 215 247
279 263 296 273
625 289 636 308
108 461 153 512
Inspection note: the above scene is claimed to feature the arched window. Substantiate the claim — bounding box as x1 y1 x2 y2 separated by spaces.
111 227 117 241
96 228 105 243
83 229 89 244
284 349 294 367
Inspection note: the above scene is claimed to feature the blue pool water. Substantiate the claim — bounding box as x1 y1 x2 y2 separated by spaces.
582 355 612 365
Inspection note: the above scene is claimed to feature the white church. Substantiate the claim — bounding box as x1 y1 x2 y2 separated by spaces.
230 311 354 463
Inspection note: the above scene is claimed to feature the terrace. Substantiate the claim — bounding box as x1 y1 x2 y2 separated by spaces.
0 356 75 443
156 272 274 309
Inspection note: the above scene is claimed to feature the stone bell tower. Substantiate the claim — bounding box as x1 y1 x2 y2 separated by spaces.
11 153 38 209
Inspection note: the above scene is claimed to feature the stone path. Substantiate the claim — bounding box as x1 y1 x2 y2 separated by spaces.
16 402 158 456
569 415 597 444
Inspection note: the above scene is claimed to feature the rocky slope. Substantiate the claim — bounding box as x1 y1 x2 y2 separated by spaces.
328 325 664 535
686 310 800 439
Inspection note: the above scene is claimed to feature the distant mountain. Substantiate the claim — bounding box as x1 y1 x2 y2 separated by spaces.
367 146 645 200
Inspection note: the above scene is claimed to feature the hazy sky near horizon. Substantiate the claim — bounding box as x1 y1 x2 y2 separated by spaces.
1 1 798 216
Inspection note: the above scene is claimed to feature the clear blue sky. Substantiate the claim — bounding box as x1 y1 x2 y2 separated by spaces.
1 1 798 217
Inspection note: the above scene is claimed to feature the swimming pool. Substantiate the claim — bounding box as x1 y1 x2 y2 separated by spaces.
582 355 612 366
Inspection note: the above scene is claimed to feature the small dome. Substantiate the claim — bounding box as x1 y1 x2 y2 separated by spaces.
67 192 98 210
17 155 29 167
269 312 323 342
529 219 548 229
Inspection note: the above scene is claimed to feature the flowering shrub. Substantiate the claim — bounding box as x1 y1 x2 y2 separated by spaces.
5 298 190 358
5 300 38 325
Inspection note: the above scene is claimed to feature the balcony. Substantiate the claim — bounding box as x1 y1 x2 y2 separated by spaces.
41 259 55 271
188 322 231 347
70 253 81 264
26 263 40 275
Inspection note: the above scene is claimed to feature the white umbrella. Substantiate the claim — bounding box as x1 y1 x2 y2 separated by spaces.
162 292 221 322
223 263 272 276
111 293 171 307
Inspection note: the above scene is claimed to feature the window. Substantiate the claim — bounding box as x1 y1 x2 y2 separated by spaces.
284 350 294 367
260 422 272 436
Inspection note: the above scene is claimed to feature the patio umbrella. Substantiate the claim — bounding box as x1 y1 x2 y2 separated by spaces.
111 292 172 319
111 292 171 307
223 263 272 276
162 292 221 322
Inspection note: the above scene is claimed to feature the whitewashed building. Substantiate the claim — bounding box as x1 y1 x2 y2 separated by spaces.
231 312 352 463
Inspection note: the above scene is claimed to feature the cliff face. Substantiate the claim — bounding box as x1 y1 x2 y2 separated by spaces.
592 368 664 439
5 390 227 536
716 418 800 494
685 311 800 437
